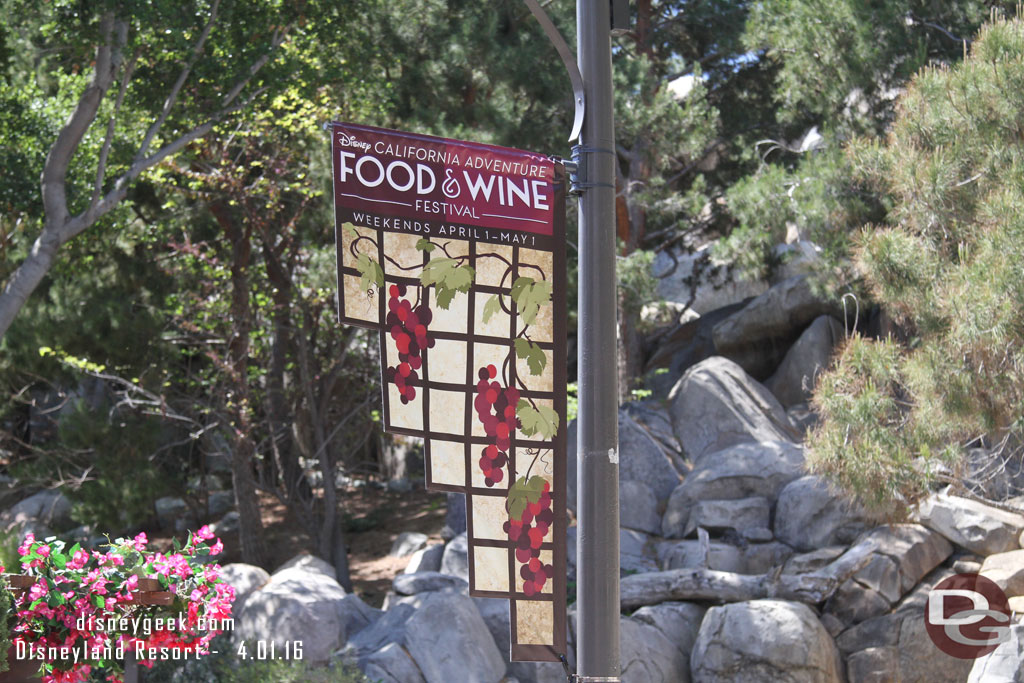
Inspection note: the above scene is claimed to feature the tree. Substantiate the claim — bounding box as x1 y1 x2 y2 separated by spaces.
0 0 345 339
809 16 1024 513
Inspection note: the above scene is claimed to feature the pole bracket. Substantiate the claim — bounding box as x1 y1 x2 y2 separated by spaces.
523 0 585 141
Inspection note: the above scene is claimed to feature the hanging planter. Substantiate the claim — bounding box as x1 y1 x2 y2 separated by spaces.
1 529 233 683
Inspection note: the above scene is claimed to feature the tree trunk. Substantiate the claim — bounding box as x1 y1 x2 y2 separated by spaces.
217 202 266 567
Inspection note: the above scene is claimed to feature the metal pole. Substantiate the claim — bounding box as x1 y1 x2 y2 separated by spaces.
576 0 620 680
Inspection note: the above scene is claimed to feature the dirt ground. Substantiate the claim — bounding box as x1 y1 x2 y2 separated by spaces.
158 485 449 608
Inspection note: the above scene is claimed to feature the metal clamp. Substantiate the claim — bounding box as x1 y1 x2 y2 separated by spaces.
568 144 616 194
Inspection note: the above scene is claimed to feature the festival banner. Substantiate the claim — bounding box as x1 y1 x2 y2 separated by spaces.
330 122 568 662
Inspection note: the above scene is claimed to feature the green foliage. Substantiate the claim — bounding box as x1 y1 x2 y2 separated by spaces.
13 401 183 531
517 399 559 440
420 257 475 310
616 249 658 313
506 474 548 519
809 16 1024 512
514 338 547 377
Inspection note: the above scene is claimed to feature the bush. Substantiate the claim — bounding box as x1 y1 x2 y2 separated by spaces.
808 17 1024 513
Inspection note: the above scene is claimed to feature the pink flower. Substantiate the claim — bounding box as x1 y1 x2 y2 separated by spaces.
209 538 223 556
37 545 50 558
196 525 215 541
133 532 148 551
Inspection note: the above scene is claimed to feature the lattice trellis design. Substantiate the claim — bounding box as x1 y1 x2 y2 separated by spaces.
331 122 568 661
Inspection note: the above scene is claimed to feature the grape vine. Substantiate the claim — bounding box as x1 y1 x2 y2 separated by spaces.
384 283 434 404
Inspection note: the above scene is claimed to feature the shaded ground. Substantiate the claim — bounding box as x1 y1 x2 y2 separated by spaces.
158 485 448 608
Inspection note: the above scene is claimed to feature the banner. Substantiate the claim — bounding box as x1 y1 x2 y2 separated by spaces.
331 122 568 662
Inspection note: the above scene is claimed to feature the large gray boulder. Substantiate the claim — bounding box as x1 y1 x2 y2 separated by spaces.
631 602 706 674
363 642 426 683
668 357 799 463
217 563 269 610
662 441 804 537
568 411 682 512
659 540 744 573
440 533 469 581
968 624 1024 682
620 480 662 534
765 315 844 407
652 245 768 315
404 543 445 574
403 591 506 683
274 553 337 580
390 531 429 558
621 614 690 683
915 491 1024 556
234 555 349 664
980 549 1024 596
393 571 468 595
690 600 844 682
711 276 836 377
1 489 73 535
620 528 660 574
774 475 867 552
683 497 770 537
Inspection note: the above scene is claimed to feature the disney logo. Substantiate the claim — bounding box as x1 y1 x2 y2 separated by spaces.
336 132 371 152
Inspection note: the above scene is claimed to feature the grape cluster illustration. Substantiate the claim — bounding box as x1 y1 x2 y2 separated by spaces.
504 478 554 595
474 364 520 486
385 284 434 404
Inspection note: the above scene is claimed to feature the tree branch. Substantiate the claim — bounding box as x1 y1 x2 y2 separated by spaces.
137 0 221 159
88 50 139 221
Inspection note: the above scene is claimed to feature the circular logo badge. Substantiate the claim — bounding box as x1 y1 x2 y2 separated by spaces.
925 572 1011 659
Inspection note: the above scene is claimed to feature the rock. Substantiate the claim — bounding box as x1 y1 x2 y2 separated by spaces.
895 612 974 682
275 553 337 581
765 315 844 407
404 543 445 574
621 615 690 683
774 475 867 551
620 480 661 534
217 564 270 610
212 511 239 535
622 400 684 462
440 533 469 581
783 547 847 575
660 540 743 573
621 529 659 574
846 647 898 683
390 532 429 558
786 403 818 434
852 555 903 604
568 411 682 513
0 489 73 535
915 491 1024 555
342 602 418 662
661 440 804 538
711 276 837 378
363 642 426 683
387 479 413 493
631 602 706 670
980 550 1024 596
684 497 770 537
206 491 233 518
969 624 1024 682
860 524 953 594
651 244 768 315
393 572 468 595
952 558 983 575
741 542 794 575
403 591 506 683
235 560 349 664
1010 595 1024 612
668 357 799 463
824 579 892 626
643 301 749 396
153 496 195 533
442 492 467 541
690 600 844 682
338 594 382 640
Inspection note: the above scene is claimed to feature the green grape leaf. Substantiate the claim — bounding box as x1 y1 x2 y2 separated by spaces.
482 295 502 323
356 253 384 291
514 337 547 376
415 237 436 253
510 276 551 325
342 222 359 239
421 257 475 309
506 475 547 519
517 399 559 440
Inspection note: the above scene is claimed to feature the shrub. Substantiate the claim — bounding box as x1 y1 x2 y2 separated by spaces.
808 17 1024 513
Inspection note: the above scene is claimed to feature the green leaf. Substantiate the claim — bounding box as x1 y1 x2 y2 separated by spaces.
517 399 559 440
506 475 547 519
510 276 551 325
481 295 502 323
514 337 547 376
68 543 81 557
342 222 359 239
52 553 67 569
356 253 384 291
92 595 105 609
421 257 474 309
415 237 436 253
